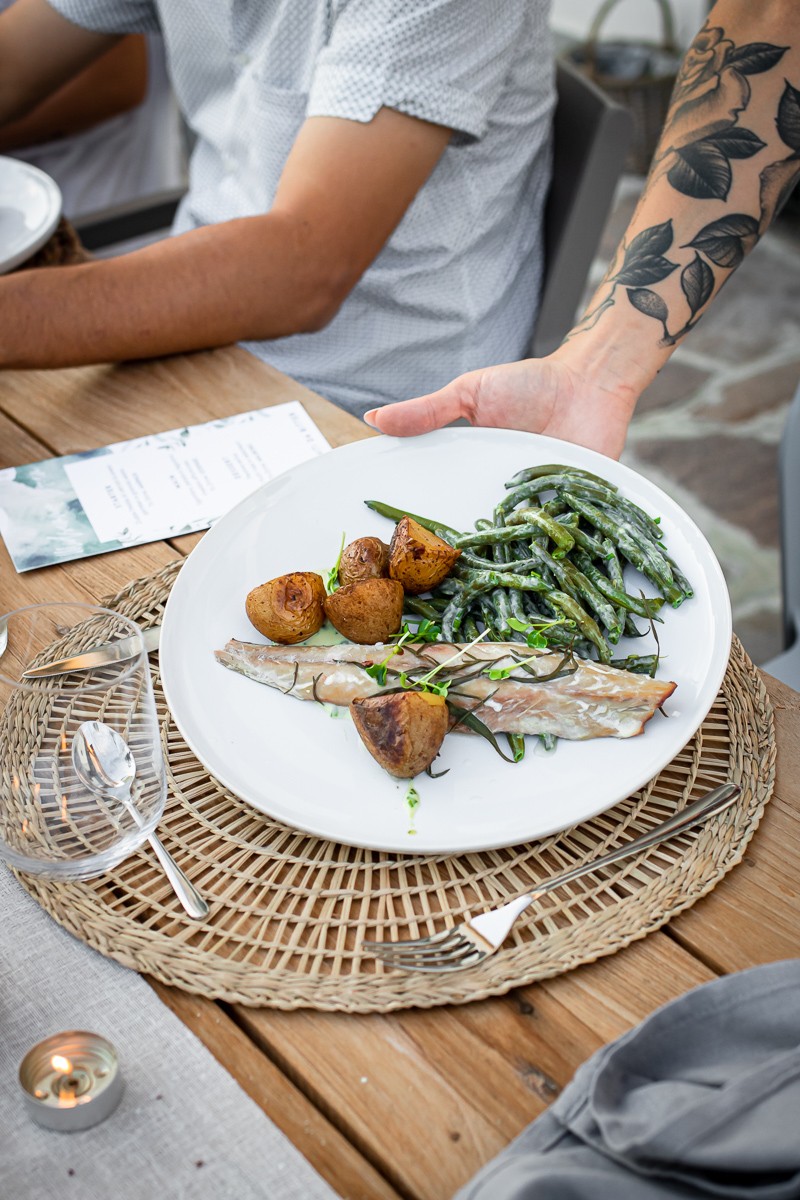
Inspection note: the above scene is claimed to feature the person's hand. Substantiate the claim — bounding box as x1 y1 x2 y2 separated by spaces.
363 353 640 461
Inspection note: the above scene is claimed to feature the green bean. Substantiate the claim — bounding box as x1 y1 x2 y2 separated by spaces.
610 653 659 676
601 537 627 639
478 597 505 640
572 550 664 620
476 517 513 636
462 614 481 642
602 538 625 591
564 480 665 544
500 538 615 636
561 561 622 639
506 733 526 762
545 591 611 662
504 508 575 557
458 549 545 573
556 516 606 558
497 475 607 516
369 455 691 669
442 570 545 640
364 500 459 543
507 464 610 488
604 495 665 543
664 552 694 600
454 523 553 549
561 492 684 606
403 596 442 621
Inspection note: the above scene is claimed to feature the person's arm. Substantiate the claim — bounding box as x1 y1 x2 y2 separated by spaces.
366 0 800 459
0 34 147 151
0 0 121 126
0 106 451 368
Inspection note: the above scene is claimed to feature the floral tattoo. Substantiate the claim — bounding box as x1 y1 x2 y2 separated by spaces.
568 22 800 349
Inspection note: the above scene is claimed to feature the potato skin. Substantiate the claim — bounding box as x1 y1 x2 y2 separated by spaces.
338 537 390 588
324 577 404 644
246 572 326 644
351 691 449 778
389 516 461 595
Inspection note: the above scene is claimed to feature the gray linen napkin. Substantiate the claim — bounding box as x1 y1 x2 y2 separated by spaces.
456 960 800 1200
0 866 341 1200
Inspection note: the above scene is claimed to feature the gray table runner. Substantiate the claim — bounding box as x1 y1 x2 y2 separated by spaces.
0 868 340 1200
456 959 800 1199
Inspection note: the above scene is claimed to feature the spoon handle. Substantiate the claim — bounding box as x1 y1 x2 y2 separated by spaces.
147 833 209 920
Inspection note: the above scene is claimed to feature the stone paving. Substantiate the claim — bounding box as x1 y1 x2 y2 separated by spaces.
589 177 800 666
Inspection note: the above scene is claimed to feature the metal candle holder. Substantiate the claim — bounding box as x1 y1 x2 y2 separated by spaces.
18 1031 123 1132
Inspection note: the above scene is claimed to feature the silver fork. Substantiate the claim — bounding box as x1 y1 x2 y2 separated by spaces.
363 782 741 973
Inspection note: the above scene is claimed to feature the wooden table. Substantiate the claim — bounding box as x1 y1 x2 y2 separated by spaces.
1 347 798 1200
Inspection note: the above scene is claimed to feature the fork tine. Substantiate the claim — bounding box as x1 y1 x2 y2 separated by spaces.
362 927 462 952
367 933 481 968
370 944 487 973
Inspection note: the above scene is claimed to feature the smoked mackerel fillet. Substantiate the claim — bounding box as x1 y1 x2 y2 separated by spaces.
215 640 676 741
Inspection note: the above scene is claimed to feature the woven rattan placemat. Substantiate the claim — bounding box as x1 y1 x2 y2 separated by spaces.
16 561 775 1013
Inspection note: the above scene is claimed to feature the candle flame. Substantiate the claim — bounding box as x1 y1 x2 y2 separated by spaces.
60 731 68 753
51 1054 72 1074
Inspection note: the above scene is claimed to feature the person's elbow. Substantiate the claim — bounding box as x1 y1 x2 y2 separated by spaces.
254 241 358 336
294 271 352 333
217 211 364 340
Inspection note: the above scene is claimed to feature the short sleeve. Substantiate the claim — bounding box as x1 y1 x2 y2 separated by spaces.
46 0 160 36
307 0 531 140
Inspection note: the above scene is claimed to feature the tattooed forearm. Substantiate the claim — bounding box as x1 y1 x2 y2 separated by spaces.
657 21 787 202
567 8 800 353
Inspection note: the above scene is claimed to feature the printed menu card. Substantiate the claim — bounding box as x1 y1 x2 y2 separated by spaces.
0 402 330 572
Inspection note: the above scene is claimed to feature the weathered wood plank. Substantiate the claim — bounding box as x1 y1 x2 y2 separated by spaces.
233 935 712 1200
667 674 800 972
0 346 370 451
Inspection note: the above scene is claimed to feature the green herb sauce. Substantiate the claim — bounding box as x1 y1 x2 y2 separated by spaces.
406 784 420 835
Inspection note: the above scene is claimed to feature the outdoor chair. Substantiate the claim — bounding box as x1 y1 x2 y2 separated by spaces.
73 186 185 253
762 380 800 688
532 58 633 357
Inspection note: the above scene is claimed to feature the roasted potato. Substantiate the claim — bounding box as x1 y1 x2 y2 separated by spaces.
389 516 461 595
338 536 390 587
246 572 326 644
324 577 404 644
351 690 449 778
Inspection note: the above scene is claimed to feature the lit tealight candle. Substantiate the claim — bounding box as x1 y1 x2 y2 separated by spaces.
19 1032 124 1131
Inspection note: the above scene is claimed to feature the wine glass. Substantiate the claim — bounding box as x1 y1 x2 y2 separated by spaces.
0 603 166 879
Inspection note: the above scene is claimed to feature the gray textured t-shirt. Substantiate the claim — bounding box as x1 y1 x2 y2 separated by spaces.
49 0 555 414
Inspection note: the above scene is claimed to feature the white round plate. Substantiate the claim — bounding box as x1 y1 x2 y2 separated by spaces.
0 156 62 275
160 428 732 854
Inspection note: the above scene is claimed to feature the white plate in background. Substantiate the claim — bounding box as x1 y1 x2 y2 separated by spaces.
0 156 62 275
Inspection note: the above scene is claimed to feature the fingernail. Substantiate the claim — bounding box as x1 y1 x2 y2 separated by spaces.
363 410 380 429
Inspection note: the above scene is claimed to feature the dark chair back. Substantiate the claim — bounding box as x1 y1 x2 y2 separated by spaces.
532 59 633 358
763 381 800 686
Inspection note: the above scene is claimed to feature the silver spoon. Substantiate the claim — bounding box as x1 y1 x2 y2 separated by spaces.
72 720 209 920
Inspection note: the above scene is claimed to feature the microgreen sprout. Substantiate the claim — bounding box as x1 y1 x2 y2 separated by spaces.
411 629 490 696
487 651 543 681
364 629 413 686
506 615 574 649
325 532 346 594
390 618 441 643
